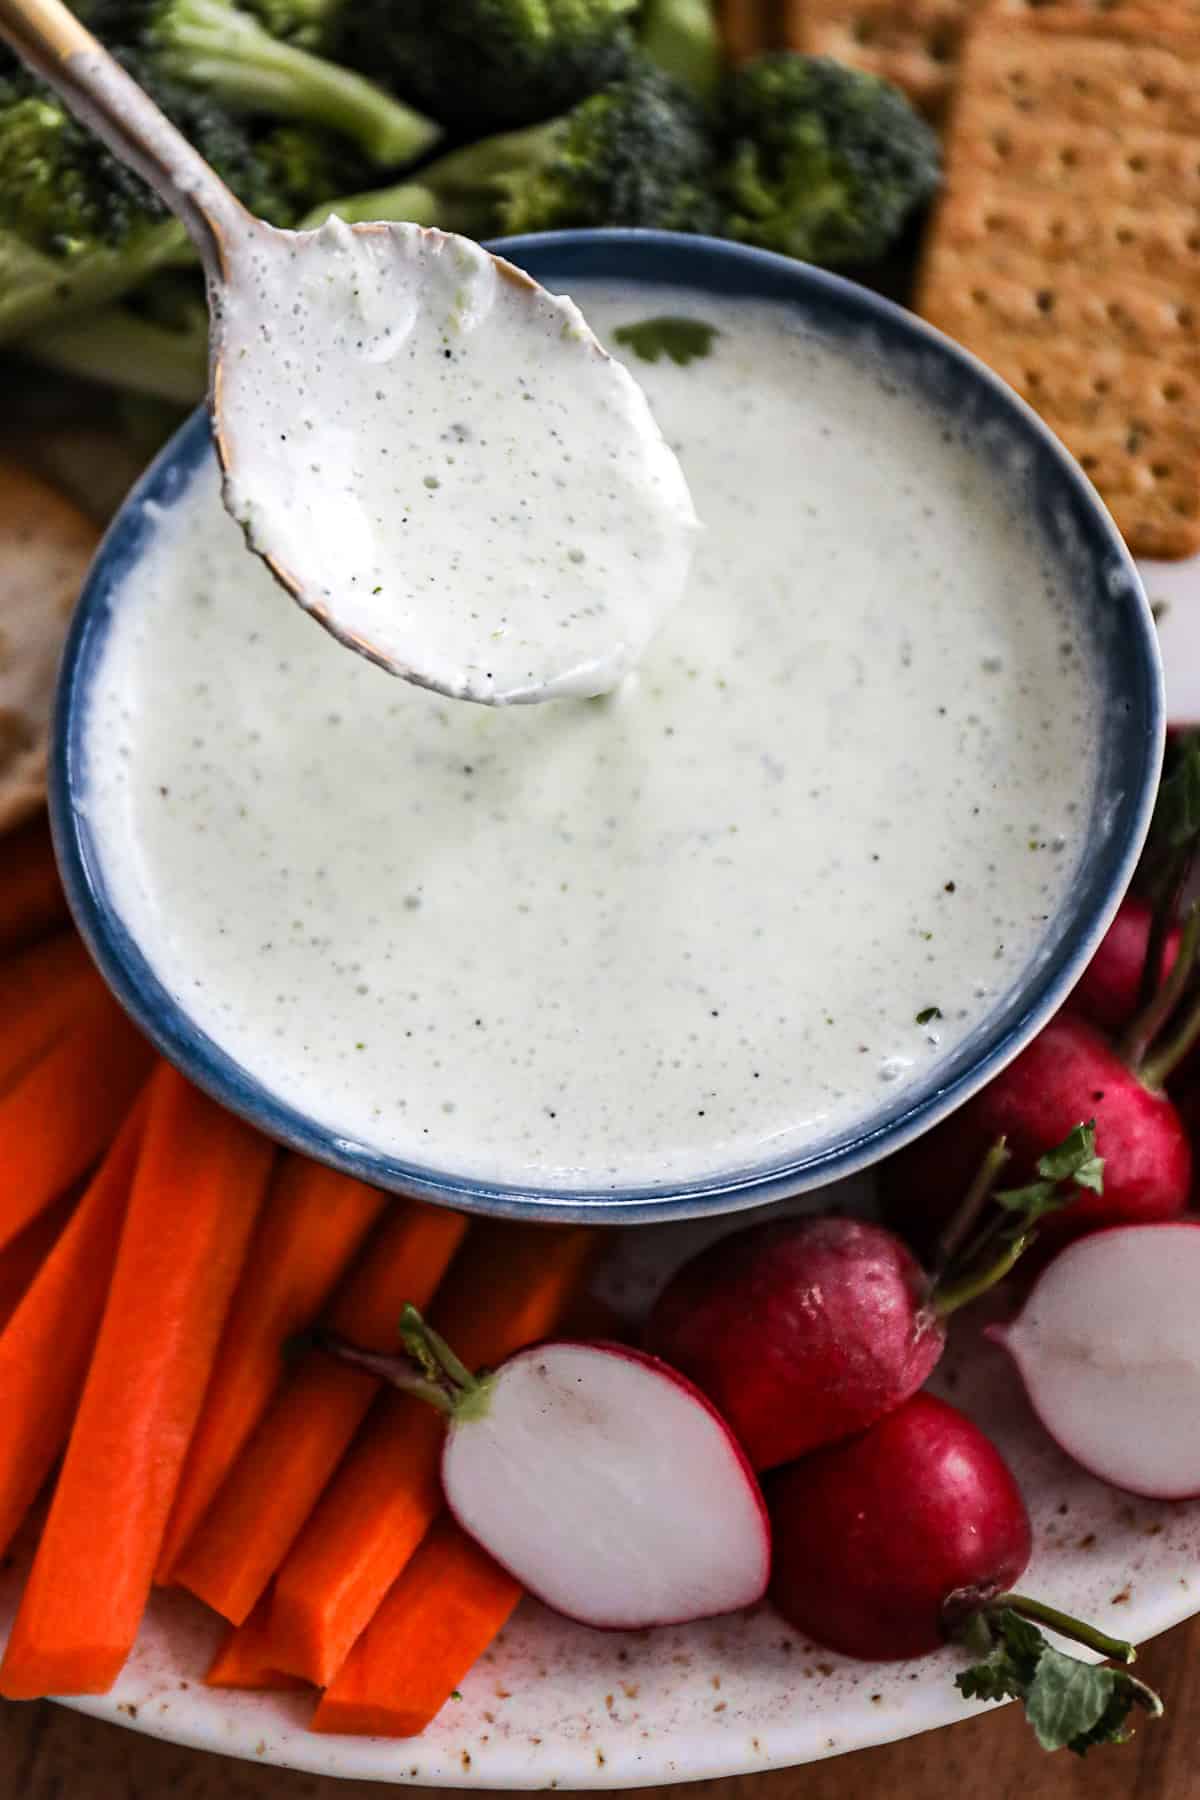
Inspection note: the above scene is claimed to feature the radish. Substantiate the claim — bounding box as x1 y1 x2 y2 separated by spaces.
644 1218 942 1471
768 1393 1162 1753
879 1013 1193 1262
989 1221 1200 1499
1069 897 1181 1037
644 1128 1100 1472
318 1312 770 1630
883 735 1200 1258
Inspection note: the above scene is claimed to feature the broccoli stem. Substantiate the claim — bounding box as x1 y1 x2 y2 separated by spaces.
301 123 557 237
17 299 208 404
301 180 439 230
0 216 188 347
156 0 442 168
639 0 721 102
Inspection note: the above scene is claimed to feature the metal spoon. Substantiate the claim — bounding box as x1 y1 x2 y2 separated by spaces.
0 0 699 704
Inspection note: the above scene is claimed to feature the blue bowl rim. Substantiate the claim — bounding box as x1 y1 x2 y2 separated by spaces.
50 227 1165 1225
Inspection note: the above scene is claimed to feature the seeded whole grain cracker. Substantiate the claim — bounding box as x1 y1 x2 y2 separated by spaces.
783 0 988 118
917 8 1200 556
0 462 99 834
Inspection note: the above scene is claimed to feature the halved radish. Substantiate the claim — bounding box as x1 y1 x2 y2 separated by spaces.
321 1320 770 1630
989 1221 1200 1499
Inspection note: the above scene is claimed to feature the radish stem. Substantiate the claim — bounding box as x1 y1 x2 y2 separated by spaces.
311 1331 458 1414
994 1593 1136 1664
315 1307 495 1423
1138 932 1200 1087
931 1138 1010 1277
1136 849 1191 1018
932 1232 1031 1318
1122 904 1200 1076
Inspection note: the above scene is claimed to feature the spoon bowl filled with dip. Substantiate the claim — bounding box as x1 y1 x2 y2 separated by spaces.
51 230 1163 1224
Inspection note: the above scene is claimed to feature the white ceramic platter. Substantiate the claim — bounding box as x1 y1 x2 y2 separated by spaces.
3 1177 1199 1788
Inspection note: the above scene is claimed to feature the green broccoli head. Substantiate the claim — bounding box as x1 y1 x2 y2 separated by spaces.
338 0 637 135
309 63 718 238
0 63 357 345
721 53 940 269
242 0 341 49
0 76 186 344
0 73 160 254
500 62 719 233
250 123 371 219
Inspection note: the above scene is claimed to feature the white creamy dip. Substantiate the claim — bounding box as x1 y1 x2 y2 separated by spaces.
214 221 698 702
84 285 1098 1192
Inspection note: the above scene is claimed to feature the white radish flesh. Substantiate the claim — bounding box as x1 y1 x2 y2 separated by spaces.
991 1221 1200 1499
441 1342 771 1630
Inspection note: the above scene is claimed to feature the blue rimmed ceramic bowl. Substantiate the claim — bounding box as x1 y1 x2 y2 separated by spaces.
51 229 1163 1225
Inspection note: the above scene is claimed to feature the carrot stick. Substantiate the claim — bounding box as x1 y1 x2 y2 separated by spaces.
311 1517 521 1737
155 1157 390 1581
204 1592 308 1692
0 985 154 1253
0 1188 78 1332
0 1067 273 1698
0 816 69 957
0 932 97 1094
268 1222 596 1688
0 1101 145 1559
170 1200 468 1624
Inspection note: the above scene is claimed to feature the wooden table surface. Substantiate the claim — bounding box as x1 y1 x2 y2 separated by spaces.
2 1613 1196 1800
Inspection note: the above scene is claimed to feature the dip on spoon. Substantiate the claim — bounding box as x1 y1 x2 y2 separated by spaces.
0 0 699 704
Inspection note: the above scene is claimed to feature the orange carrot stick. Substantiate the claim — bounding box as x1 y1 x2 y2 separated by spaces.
0 985 153 1252
0 1101 145 1558
311 1517 521 1737
0 932 97 1094
0 1067 273 1698
170 1200 468 1624
204 1592 308 1692
0 816 69 957
155 1157 390 1581
0 1189 78 1333
269 1222 596 1688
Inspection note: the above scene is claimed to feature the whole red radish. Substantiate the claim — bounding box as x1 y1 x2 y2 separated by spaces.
768 1393 1162 1753
644 1218 942 1472
1069 898 1181 1037
990 1220 1200 1499
319 1310 769 1630
645 1127 1099 1473
768 1393 1030 1661
879 1014 1191 1261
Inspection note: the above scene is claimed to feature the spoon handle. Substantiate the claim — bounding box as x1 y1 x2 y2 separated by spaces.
0 0 248 274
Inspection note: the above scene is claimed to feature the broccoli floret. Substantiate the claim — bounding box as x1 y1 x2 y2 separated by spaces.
251 122 371 218
337 0 637 135
242 0 341 48
0 66 358 344
721 54 940 269
0 88 157 254
639 0 721 103
307 64 719 238
80 0 440 167
0 67 184 340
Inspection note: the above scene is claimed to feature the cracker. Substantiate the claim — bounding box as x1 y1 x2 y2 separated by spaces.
784 0 987 118
720 0 773 62
917 9 1200 556
0 462 98 834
